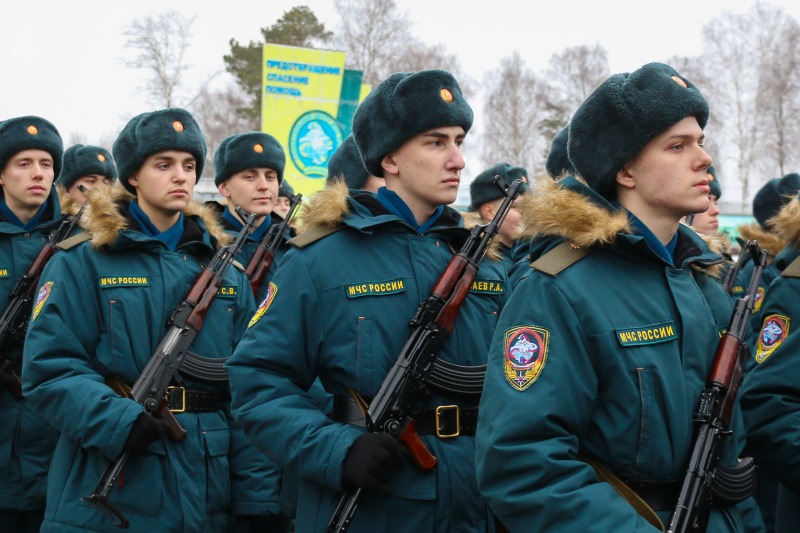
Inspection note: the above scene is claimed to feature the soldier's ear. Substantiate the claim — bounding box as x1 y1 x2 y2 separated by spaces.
217 180 231 199
616 164 636 190
381 152 400 177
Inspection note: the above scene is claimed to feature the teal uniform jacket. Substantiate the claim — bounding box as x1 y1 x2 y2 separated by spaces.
0 186 62 511
21 184 259 533
476 177 747 532
740 199 800 533
226 184 507 533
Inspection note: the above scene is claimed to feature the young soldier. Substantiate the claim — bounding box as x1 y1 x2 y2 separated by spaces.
21 109 260 532
686 164 723 235
545 125 574 180
0 116 64 533
56 144 117 212
274 180 295 220
325 135 386 193
227 70 506 533
740 175 800 533
476 63 749 532
467 162 529 271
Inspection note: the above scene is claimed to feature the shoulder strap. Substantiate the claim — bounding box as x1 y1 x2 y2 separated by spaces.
530 241 592 276
56 232 92 250
781 255 800 278
231 260 245 272
289 224 343 249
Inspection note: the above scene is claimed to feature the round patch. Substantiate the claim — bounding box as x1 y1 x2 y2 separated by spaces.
248 282 278 328
440 88 454 103
671 76 688 88
32 282 54 322
756 314 789 364
504 326 549 391
288 111 343 178
173 121 184 132
27 125 38 135
98 153 106 162
707 172 714 181
254 143 264 153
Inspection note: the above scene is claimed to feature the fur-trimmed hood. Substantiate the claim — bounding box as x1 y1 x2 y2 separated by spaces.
297 180 350 232
737 222 786 261
56 184 83 217
765 198 800 249
80 182 231 250
517 176 726 277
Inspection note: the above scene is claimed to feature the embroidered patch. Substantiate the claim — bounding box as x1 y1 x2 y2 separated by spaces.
504 326 548 391
753 287 765 312
616 322 677 346
0 268 8 278
731 285 745 297
99 276 149 288
345 279 405 298
248 283 277 328
32 282 53 321
217 285 238 299
756 314 789 364
469 280 505 295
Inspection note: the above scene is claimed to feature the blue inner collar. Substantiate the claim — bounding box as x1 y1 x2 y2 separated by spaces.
377 187 443 234
129 200 184 251
223 207 272 242
625 208 678 266
1 198 49 231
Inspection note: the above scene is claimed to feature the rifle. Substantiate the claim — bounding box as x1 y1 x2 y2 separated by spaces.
0 185 89 397
244 192 302 296
721 237 748 295
326 176 523 533
667 241 767 533
81 206 257 529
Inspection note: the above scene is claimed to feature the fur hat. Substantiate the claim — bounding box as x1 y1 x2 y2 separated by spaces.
754 172 800 229
278 179 295 198
113 108 207 194
58 144 117 189
326 135 369 189
469 162 530 211
214 131 285 186
568 63 709 199
353 70 473 177
706 165 721 199
0 116 64 180
545 126 574 178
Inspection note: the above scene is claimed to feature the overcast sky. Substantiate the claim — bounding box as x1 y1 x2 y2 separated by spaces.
2 0 798 184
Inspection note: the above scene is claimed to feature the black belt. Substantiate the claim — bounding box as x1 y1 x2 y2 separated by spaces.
165 387 228 413
331 395 478 438
622 478 683 512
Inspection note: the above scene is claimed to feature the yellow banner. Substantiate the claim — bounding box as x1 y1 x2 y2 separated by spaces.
262 44 347 197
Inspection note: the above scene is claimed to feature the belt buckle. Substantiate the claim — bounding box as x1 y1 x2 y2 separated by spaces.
166 386 186 413
435 405 460 439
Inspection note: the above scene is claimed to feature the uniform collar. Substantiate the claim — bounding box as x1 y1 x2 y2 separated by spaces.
0 198 50 231
376 187 444 234
223 206 272 242
129 200 185 252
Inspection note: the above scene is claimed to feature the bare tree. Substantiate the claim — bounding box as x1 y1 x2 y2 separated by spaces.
123 10 211 109
545 44 610 114
481 52 547 173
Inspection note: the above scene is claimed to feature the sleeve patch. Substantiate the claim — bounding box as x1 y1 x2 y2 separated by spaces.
32 281 54 322
504 326 549 391
248 282 278 328
756 314 790 364
753 287 765 312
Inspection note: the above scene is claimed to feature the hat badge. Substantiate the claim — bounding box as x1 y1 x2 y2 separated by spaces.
440 88 454 103
254 143 264 153
671 76 688 88
707 172 714 181
27 125 38 135
173 121 184 132
98 154 106 162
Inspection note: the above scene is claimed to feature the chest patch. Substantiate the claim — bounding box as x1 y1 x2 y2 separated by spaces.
756 314 790 364
32 282 54 321
469 279 505 294
616 322 677 346
249 282 278 328
504 326 549 391
345 279 405 299
217 285 238 299
99 276 149 288
0 268 8 278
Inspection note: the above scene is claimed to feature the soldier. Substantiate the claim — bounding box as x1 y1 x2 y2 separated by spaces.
544 125 574 180
325 135 385 193
740 176 800 533
0 116 63 533
685 164 723 236
467 162 529 271
21 109 260 532
274 180 295 220
56 144 117 212
476 63 750 532
227 69 506 533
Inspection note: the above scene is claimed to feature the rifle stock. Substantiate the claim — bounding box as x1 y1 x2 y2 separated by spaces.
245 193 302 296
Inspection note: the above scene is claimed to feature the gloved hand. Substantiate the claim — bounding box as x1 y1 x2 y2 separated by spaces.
233 513 291 532
124 412 169 456
341 433 405 496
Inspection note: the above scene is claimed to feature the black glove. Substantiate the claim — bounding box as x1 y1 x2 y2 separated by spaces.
233 513 291 532
341 433 404 496
124 412 168 456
